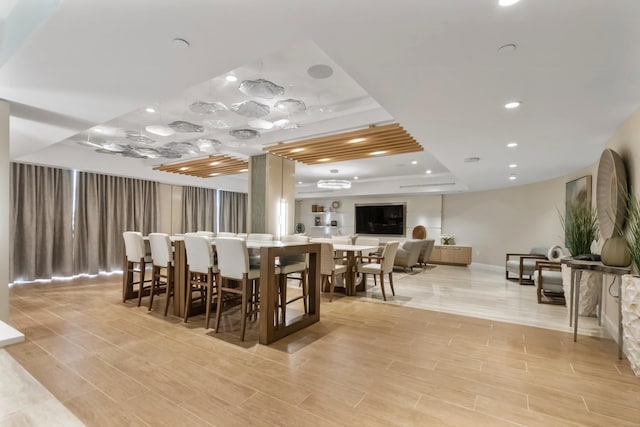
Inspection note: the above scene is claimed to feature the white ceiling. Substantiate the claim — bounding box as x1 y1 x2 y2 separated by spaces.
2 0 640 198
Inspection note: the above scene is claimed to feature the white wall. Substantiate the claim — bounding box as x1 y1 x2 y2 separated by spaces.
0 101 9 321
295 194 442 242
442 166 596 267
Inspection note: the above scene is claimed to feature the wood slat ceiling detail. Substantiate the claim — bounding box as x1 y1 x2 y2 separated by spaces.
153 155 248 178
263 123 423 165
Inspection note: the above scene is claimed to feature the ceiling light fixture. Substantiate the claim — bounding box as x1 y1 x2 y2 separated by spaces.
353 176 359 180
411 160 418 165
317 179 351 189
239 168 248 172
209 173 219 176
210 161 220 166
370 151 387 156
179 167 189 171
504 101 521 109
509 175 517 180
348 138 366 143
499 0 521 6
318 158 331 162
509 163 518 168
297 181 303 185
145 107 156 113
426 170 432 174
225 75 238 82
290 148 305 153
507 142 518 148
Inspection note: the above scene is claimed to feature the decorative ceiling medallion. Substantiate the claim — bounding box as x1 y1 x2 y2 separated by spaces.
274 98 306 114
229 128 260 140
188 137 222 152
248 119 274 130
238 78 284 99
121 149 147 159
168 121 204 133
164 141 199 155
145 125 175 137
231 100 270 118
189 101 228 114
203 119 231 129
125 131 155 144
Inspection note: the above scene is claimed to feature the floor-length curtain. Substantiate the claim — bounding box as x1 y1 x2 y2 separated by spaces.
73 172 159 274
10 163 73 281
219 190 247 233
182 186 216 232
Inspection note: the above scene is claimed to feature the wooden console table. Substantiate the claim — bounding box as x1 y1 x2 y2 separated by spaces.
564 259 630 359
429 245 472 266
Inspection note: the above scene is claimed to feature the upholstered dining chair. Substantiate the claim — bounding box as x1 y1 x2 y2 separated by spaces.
195 231 215 238
122 231 152 305
183 235 218 328
217 232 237 237
319 242 348 302
356 241 400 301
278 234 310 322
215 237 280 341
355 236 380 262
148 233 174 316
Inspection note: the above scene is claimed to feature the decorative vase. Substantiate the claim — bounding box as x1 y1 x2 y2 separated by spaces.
601 236 631 267
561 264 602 317
621 274 640 376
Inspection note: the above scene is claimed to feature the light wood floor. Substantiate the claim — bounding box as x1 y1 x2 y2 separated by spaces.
5 268 640 426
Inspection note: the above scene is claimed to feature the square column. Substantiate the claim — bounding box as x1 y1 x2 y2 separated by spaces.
248 153 295 238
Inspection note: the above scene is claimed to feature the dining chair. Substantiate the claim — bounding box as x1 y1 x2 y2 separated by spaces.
183 235 219 328
217 232 237 237
215 237 279 341
148 233 174 316
356 241 400 301
320 242 348 302
278 234 310 322
248 233 274 241
196 231 215 238
122 231 152 305
355 236 380 262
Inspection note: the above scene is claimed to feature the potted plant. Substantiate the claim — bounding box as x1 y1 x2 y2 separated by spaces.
559 202 601 316
621 193 640 376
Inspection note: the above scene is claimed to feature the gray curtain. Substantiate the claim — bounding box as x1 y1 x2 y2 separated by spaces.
219 190 247 233
10 163 73 281
73 172 159 274
182 186 216 232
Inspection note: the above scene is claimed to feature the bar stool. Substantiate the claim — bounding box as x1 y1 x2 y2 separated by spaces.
148 233 174 316
215 237 279 341
278 235 310 323
122 231 152 305
184 235 219 328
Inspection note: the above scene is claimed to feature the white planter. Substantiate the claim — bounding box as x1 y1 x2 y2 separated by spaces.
621 274 640 376
561 264 602 317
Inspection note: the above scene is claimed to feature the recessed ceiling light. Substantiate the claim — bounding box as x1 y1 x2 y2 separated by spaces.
509 175 517 180
507 142 518 148
464 157 480 163
225 75 238 82
209 173 219 177
145 107 156 113
499 0 521 6
330 169 339 174
210 161 220 166
307 64 334 79
239 168 248 172
504 101 521 109
318 158 331 162
497 43 517 54
426 170 432 174
290 148 305 153
509 163 518 168
370 151 387 156
411 160 418 165
179 167 189 171
297 181 303 185
353 176 359 180
172 37 190 48
348 138 366 143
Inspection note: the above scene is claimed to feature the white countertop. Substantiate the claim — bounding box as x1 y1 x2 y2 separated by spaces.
0 321 24 348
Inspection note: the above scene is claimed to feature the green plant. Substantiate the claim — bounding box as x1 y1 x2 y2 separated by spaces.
559 202 598 256
623 192 640 274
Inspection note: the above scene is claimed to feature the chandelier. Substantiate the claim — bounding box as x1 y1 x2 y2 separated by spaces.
317 179 351 189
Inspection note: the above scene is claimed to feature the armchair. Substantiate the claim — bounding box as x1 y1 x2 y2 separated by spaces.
505 247 549 285
417 239 435 267
394 239 424 271
533 260 565 305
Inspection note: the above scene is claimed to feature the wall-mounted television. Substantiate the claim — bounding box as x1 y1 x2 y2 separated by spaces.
355 203 406 236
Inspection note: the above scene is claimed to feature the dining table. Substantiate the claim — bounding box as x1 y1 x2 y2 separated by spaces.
332 243 380 296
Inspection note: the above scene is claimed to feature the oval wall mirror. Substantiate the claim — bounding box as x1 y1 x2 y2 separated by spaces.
596 148 627 239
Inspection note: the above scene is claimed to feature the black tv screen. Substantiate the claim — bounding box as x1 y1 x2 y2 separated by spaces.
355 203 405 236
